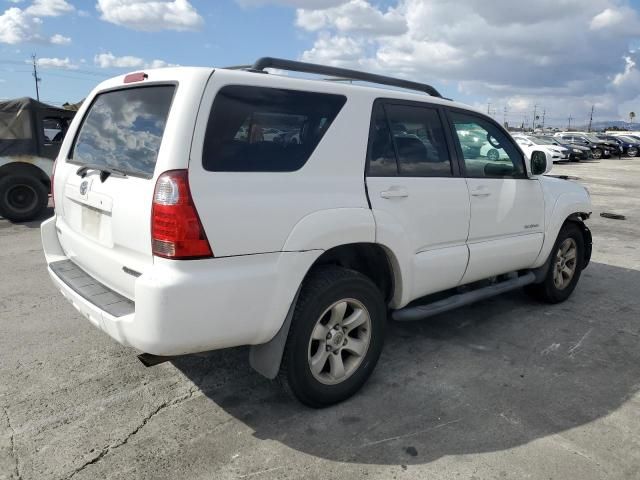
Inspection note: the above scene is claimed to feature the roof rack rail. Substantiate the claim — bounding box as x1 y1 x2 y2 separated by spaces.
247 57 443 98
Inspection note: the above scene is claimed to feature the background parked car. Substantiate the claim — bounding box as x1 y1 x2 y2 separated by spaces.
536 135 591 161
0 97 75 221
554 133 612 159
595 134 640 157
513 135 569 163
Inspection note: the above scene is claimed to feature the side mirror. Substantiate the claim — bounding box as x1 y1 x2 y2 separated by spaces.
528 150 549 176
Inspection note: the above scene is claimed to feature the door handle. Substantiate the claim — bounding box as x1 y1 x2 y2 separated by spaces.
470 187 491 198
380 187 409 199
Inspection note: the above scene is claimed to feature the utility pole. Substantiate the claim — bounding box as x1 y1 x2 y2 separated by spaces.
541 109 546 130
487 102 492 115
532 104 538 131
587 105 594 132
503 106 507 127
31 54 41 101
568 115 573 130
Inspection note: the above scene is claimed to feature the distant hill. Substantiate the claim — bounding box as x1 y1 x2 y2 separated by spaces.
590 120 640 131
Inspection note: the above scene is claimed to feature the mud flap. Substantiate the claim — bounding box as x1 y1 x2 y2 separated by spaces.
249 288 301 379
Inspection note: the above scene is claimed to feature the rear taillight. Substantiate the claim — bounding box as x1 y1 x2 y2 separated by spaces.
50 159 57 208
151 170 213 259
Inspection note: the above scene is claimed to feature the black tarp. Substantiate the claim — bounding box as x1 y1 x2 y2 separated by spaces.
0 97 75 158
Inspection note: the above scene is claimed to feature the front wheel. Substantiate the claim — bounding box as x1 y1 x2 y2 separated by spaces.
526 223 585 303
278 266 386 407
0 174 49 222
627 147 639 157
591 148 603 159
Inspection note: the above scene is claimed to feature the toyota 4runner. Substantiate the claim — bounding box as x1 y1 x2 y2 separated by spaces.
41 58 592 407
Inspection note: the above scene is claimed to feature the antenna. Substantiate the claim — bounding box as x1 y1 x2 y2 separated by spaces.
31 54 41 101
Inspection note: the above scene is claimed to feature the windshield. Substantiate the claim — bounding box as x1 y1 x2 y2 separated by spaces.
584 134 602 142
70 85 175 178
617 136 637 143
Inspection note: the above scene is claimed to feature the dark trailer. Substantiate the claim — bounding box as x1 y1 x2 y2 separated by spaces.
0 97 75 222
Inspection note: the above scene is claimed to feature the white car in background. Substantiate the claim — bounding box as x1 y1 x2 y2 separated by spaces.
513 135 568 163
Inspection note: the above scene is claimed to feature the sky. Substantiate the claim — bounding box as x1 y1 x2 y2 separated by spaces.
1 0 640 127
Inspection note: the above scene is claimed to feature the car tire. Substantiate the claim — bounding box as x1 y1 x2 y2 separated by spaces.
278 266 386 408
525 222 585 304
487 149 499 162
0 174 49 222
627 147 638 157
591 148 602 159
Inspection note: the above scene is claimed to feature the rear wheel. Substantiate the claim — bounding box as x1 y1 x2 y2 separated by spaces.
487 149 500 161
278 266 386 407
526 223 585 303
0 175 49 222
627 147 638 157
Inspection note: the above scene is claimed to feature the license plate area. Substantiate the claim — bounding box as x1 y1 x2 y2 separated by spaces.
82 204 102 239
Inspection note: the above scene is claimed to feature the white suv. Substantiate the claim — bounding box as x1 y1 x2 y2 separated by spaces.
41 58 592 407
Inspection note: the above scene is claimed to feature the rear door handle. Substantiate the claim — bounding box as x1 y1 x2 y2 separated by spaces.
380 187 409 199
470 187 491 198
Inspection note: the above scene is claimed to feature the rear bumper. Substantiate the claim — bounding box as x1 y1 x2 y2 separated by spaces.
42 216 319 356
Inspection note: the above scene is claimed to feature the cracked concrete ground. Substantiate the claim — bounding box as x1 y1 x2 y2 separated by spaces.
1 157 639 480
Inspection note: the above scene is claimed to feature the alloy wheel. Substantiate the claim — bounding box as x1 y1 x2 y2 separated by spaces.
553 238 578 290
307 299 372 385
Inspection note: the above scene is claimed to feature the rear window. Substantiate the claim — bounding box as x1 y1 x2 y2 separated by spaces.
202 86 346 172
69 85 175 178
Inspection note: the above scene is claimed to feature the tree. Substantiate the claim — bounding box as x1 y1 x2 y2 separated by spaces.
630 112 636 125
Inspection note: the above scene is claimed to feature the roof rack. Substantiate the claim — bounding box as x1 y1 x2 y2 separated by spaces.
242 57 443 98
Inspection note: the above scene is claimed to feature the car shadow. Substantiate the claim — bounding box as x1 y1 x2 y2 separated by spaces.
0 206 53 228
174 261 639 465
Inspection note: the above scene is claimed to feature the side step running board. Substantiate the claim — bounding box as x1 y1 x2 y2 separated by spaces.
392 272 536 322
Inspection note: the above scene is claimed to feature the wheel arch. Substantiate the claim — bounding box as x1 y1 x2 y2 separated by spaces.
0 158 52 191
250 241 402 380
533 190 592 270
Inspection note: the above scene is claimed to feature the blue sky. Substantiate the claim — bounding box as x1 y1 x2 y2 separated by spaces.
1 0 640 125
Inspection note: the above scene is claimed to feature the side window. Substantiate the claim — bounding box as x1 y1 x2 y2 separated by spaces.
203 86 346 172
367 103 397 176
42 117 69 144
450 111 525 178
366 102 453 177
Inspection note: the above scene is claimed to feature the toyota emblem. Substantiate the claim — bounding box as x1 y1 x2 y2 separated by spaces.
79 180 88 196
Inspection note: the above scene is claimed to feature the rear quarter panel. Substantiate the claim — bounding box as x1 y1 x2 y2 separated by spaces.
187 70 374 257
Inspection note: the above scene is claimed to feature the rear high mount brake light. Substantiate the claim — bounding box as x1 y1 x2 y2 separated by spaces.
124 72 148 84
152 170 213 259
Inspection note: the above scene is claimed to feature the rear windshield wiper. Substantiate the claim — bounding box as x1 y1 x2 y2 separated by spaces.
76 164 128 182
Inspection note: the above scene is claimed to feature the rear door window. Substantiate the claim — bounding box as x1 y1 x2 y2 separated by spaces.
367 102 453 177
69 85 175 178
202 86 346 172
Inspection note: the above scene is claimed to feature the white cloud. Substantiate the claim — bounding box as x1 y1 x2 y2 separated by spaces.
50 33 71 44
37 56 77 69
301 34 364 65
0 2 73 45
26 0 74 16
297 0 640 122
296 0 407 35
238 0 348 7
95 52 145 68
96 0 203 31
94 52 178 69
